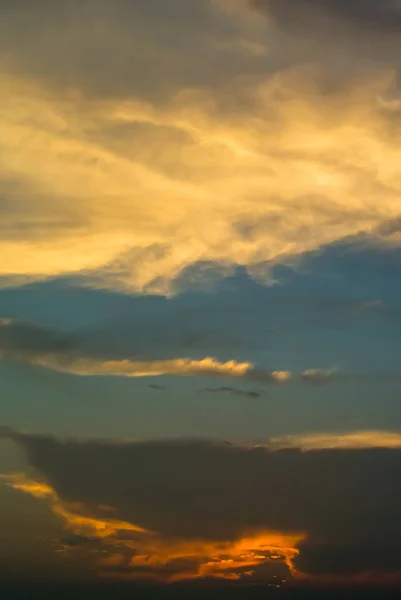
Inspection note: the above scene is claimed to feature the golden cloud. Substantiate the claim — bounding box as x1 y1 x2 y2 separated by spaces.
1 61 401 294
32 355 253 379
270 430 401 451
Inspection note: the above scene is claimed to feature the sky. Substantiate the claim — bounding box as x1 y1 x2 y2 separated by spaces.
1 0 401 591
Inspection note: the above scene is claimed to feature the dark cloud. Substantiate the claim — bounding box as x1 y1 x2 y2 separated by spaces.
252 0 401 35
0 0 271 104
250 0 401 83
202 386 262 399
6 431 401 578
0 318 78 362
297 541 401 576
59 534 99 548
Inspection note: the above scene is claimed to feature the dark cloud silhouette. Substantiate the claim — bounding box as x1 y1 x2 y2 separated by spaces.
0 318 78 361
5 431 401 579
297 541 401 576
59 534 99 548
202 386 262 399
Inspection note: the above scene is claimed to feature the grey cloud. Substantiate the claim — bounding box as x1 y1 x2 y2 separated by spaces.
0 0 271 103
252 0 401 34
0 318 78 361
250 0 401 82
202 386 263 398
6 431 401 578
377 216 401 237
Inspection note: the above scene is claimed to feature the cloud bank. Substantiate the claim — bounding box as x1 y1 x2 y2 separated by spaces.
2 430 401 584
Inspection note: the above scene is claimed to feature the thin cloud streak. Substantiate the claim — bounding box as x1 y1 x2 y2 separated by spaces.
269 430 401 451
1 318 400 385
202 386 263 398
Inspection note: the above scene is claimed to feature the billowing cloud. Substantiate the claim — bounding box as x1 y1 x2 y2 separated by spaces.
0 1 401 294
2 430 401 584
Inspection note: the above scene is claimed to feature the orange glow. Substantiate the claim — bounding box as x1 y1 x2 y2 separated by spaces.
96 532 303 583
2 474 150 537
1 474 54 498
2 473 304 583
52 502 150 537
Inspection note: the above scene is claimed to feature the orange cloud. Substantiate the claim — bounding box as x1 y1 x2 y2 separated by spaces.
1 473 302 584
1 473 149 538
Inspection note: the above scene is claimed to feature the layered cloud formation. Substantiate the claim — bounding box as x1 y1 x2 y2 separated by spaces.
2 429 401 584
1 1 401 293
0 317 361 385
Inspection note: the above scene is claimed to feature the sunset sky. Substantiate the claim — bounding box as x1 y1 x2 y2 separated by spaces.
1 0 401 591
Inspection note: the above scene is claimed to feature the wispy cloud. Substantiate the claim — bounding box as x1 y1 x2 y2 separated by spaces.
0 318 343 385
202 386 263 398
269 430 401 451
0 2 401 294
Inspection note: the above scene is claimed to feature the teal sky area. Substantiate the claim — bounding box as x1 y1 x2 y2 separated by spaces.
1 244 401 441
